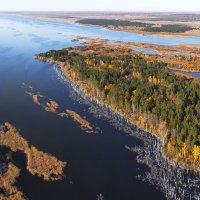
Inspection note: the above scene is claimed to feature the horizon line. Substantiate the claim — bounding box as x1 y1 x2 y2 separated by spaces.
1 10 200 13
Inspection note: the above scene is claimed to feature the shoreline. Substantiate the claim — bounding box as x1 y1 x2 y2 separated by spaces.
7 13 200 38
102 25 200 38
54 61 200 200
35 55 200 173
75 22 200 38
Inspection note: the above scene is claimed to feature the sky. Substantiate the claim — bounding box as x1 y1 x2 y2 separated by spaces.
0 0 200 12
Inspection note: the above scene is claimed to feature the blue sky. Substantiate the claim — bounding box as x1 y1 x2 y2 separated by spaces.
0 0 199 11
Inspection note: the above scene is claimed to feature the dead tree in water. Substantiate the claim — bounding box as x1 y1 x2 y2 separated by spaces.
97 193 104 200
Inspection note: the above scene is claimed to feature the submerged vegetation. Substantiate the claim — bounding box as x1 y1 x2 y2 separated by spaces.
45 100 59 113
59 109 93 133
0 122 66 199
23 83 94 133
23 84 59 114
26 146 65 181
36 44 200 171
0 122 66 181
0 162 25 200
65 109 93 133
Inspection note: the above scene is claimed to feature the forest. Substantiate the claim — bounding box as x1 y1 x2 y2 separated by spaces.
36 45 200 169
144 24 193 33
77 19 152 27
77 19 193 33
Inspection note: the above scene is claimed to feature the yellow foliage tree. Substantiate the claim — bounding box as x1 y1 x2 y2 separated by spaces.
85 59 91 65
108 64 113 69
100 60 105 66
182 143 188 159
104 84 112 91
193 145 200 162
167 141 174 153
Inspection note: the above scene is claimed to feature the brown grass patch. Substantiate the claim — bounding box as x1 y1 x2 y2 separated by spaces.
0 163 25 200
0 123 66 181
65 109 93 133
45 100 59 113
26 146 65 181
23 84 93 133
23 84 59 114
26 92 40 105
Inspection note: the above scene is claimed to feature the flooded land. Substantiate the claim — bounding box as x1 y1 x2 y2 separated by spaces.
0 13 200 200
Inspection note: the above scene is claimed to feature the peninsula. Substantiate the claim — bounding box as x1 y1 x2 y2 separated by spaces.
36 42 200 172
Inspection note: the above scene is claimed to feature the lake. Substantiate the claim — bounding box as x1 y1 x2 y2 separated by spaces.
0 14 199 200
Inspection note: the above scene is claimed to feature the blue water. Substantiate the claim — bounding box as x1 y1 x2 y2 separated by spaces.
0 14 200 46
171 69 200 78
172 52 191 56
187 72 200 78
132 47 157 55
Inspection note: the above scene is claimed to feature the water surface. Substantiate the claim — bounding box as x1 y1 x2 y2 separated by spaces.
171 69 200 79
132 47 157 55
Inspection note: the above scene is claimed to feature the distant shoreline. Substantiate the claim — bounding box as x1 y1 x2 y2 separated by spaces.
7 12 200 38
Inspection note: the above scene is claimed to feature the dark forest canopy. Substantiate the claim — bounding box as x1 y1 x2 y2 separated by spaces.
77 19 153 27
144 24 194 33
77 19 193 33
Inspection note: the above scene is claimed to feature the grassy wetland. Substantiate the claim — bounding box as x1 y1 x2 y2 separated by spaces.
0 123 66 181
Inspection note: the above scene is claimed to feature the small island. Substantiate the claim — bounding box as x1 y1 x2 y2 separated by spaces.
65 109 93 133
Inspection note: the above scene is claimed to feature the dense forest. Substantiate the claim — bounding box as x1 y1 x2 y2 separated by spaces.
37 45 200 169
77 19 193 33
144 24 193 33
77 19 152 27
